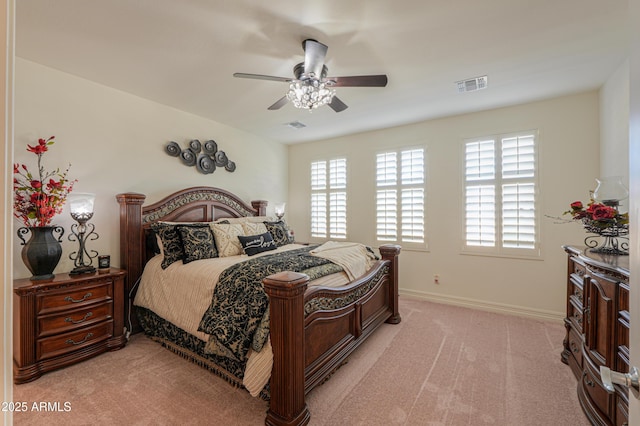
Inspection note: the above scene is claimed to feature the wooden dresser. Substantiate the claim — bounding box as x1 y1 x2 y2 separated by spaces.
13 268 127 384
562 246 630 426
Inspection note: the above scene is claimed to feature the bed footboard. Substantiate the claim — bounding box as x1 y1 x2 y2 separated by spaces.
263 244 401 426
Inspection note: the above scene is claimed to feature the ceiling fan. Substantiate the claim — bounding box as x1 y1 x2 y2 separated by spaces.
233 39 388 112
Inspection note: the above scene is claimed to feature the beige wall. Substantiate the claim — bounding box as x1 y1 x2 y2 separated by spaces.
12 58 288 279
288 92 600 318
600 59 630 211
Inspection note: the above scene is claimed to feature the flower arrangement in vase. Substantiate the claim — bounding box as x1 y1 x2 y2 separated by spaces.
564 178 629 255
13 136 77 280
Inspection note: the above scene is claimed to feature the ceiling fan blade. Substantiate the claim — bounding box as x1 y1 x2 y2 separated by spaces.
267 96 289 110
303 39 328 79
328 96 348 113
233 73 292 83
326 75 388 87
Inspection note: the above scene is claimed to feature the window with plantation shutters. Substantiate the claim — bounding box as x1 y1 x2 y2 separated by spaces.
310 158 347 239
376 147 426 247
463 133 539 256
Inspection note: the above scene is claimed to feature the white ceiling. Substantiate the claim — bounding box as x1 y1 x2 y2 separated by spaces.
16 0 629 144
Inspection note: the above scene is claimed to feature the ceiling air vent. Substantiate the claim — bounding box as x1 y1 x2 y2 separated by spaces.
285 121 306 129
456 75 488 93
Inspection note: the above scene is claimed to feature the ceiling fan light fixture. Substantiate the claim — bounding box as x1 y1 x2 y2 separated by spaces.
286 79 336 111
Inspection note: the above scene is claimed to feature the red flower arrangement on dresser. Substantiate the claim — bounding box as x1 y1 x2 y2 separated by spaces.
565 199 628 232
13 136 76 227
563 196 628 255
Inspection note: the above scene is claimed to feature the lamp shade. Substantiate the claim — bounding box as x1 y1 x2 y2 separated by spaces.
274 202 286 218
593 177 628 204
69 193 96 215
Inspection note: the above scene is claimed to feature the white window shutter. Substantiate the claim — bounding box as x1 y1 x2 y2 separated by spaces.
311 158 347 239
502 183 536 249
310 192 327 238
464 133 537 254
465 185 496 246
376 189 397 241
376 148 426 245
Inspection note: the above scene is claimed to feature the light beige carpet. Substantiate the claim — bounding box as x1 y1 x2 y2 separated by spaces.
13 297 589 425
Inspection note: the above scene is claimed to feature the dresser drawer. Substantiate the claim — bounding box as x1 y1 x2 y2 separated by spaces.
616 398 628 426
569 276 584 301
568 327 583 369
38 301 113 338
568 296 583 334
36 281 113 315
37 319 113 361
570 258 587 281
583 358 613 419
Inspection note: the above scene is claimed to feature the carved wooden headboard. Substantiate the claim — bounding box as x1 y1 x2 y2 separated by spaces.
116 186 268 331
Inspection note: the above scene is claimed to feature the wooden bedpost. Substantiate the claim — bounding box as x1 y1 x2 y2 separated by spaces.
379 244 402 324
116 192 146 333
252 200 268 216
263 271 311 426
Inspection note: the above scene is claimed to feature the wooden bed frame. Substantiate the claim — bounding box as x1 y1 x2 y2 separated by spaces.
116 186 401 426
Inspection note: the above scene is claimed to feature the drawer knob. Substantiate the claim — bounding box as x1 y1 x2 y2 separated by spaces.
584 372 595 388
65 312 93 324
65 333 93 346
64 292 92 303
570 341 580 353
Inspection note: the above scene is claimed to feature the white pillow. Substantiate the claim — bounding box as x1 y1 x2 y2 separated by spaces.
210 223 245 257
242 221 268 236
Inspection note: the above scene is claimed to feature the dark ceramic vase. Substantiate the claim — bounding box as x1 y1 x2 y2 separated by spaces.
17 226 64 281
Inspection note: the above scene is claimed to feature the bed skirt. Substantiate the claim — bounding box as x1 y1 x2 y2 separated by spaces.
136 306 270 400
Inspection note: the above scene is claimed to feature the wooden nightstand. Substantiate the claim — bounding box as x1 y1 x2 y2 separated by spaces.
13 268 127 384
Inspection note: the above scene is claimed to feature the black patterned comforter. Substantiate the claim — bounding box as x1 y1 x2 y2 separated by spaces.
197 246 342 365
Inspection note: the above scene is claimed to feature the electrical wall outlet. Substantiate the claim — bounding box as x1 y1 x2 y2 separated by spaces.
434 274 440 284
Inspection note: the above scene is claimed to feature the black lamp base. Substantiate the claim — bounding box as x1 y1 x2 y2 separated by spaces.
69 265 96 275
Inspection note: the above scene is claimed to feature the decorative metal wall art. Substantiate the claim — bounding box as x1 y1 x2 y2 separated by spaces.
165 139 236 175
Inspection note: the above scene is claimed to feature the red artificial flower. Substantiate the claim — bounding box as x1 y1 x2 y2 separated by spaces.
13 136 76 227
26 136 55 155
563 196 629 232
46 179 62 190
592 205 616 220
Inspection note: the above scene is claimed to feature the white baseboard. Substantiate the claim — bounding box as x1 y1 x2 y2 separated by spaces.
399 289 565 323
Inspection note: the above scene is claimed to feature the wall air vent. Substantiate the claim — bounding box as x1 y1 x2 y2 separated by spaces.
285 121 306 129
456 75 488 93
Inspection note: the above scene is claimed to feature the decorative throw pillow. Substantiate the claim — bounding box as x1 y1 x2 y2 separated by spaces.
263 220 294 247
150 222 185 269
219 216 274 224
238 232 277 256
210 223 245 257
242 221 268 236
177 225 218 264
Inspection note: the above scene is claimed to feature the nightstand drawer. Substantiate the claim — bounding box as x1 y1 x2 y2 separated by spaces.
37 319 113 361
14 269 127 384
37 281 113 315
38 301 113 338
